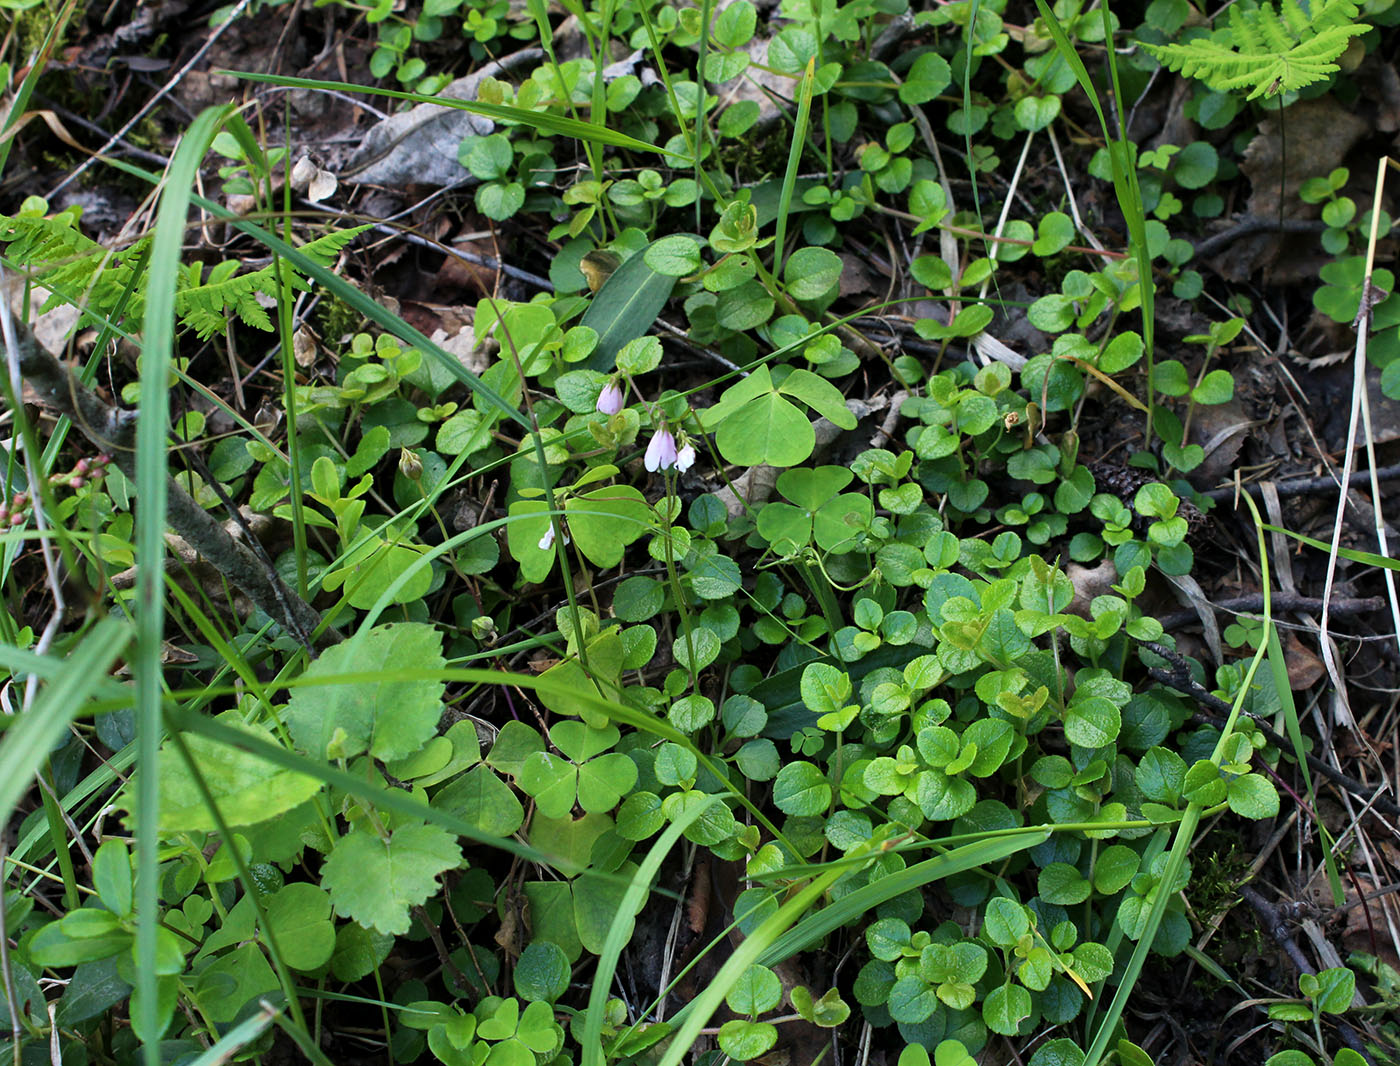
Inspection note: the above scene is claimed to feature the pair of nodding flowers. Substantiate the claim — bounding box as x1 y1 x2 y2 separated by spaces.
596 380 695 474
540 381 698 552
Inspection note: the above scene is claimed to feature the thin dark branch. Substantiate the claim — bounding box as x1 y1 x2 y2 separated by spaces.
1204 462 1400 502
1238 884 1318 977
1152 593 1386 631
1138 640 1400 819
12 322 330 649
1193 216 1326 261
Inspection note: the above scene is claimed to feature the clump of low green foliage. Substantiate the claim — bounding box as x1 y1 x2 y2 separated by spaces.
0 0 1391 1064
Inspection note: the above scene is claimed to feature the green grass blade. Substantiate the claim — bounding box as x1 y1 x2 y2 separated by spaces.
0 642 129 696
1083 491 1276 1066
0 0 79 179
0 617 129 823
134 102 234 1060
655 832 892 1066
526 0 605 192
182 1003 278 1066
694 0 715 210
772 58 817 278
962 0 988 256
38 765 80 909
11 745 137 870
758 829 1051 966
1266 613 1345 904
580 794 724 1066
1263 522 1400 568
223 72 677 157
1031 0 1155 443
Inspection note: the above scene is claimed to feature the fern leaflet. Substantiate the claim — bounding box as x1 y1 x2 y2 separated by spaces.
0 201 371 340
1142 0 1370 100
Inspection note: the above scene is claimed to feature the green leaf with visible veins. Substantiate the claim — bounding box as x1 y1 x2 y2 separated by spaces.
778 369 857 428
144 712 322 833
321 823 461 935
716 393 815 467
287 622 446 762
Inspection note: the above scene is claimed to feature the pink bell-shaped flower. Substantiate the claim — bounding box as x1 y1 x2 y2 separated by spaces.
596 380 625 415
645 427 678 472
675 440 696 473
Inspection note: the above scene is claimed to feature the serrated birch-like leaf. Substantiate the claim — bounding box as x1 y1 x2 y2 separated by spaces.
321 824 461 935
141 713 322 833
287 622 445 762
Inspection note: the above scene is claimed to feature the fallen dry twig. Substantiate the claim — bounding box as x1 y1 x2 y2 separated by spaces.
1139 640 1400 819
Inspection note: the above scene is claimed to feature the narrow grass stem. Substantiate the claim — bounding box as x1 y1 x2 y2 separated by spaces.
133 104 233 1063
37 769 80 911
484 296 598 692
773 58 817 279
1083 492 1276 1066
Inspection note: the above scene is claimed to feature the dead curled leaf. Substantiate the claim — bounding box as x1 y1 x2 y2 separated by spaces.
1224 97 1368 284
1280 629 1324 690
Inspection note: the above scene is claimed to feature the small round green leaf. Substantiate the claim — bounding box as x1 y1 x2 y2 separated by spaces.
514 941 571 1003
773 761 831 816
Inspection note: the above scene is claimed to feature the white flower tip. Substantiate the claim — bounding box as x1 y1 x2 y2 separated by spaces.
645 429 677 472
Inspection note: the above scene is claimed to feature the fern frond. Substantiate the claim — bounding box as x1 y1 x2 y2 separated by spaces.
175 261 281 340
0 204 369 341
1143 0 1369 100
0 212 150 326
298 224 372 269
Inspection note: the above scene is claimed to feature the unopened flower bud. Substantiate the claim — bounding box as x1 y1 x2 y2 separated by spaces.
399 448 423 481
596 381 625 416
